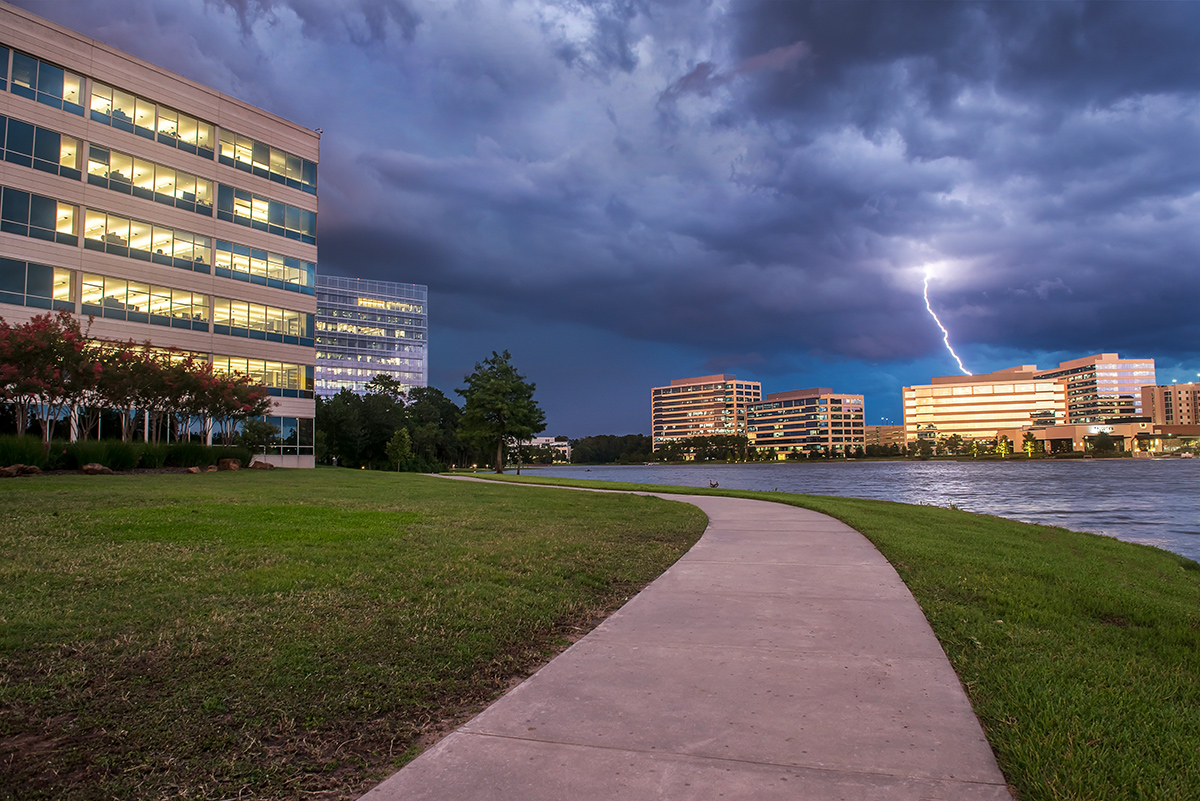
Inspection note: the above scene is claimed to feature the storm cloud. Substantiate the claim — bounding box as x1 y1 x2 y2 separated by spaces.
14 0 1200 433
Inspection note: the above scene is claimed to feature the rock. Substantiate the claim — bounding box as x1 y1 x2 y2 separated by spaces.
81 463 114 475
248 459 275 470
186 466 202 474
205 465 218 472
18 464 41 475
0 465 19 478
217 458 242 471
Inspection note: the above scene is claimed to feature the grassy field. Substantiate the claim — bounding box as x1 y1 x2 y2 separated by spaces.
0 470 706 800
473 473 1200 800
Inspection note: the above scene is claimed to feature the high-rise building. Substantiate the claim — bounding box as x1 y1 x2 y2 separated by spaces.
314 276 427 397
748 388 865 457
1035 354 1156 423
650 374 761 451
903 366 1067 444
1141 382 1199 426
0 5 318 465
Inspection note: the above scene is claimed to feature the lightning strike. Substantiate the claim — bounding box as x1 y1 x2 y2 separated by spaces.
923 272 972 375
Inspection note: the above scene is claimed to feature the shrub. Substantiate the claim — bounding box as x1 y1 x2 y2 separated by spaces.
0 435 48 468
63 440 109 469
165 442 214 468
105 441 142 471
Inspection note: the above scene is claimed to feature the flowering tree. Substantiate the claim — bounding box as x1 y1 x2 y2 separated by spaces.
0 310 100 449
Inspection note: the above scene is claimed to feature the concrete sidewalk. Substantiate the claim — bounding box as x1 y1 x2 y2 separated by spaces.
360 493 1010 800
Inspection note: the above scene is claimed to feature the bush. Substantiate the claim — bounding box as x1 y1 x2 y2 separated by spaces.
0 435 47 468
165 442 214 468
212 445 252 466
62 440 109 469
135 442 168 469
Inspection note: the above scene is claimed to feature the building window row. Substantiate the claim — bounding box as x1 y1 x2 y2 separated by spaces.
1 113 82 179
212 357 313 398
216 184 316 244
214 240 315 295
87 144 213 215
255 416 314 454
0 185 77 245
0 257 71 310
80 273 209 331
212 298 313 344
82 207 211 270
5 47 85 115
89 81 215 159
218 130 317 194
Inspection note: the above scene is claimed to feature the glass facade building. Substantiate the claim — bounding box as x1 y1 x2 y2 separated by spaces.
314 276 427 397
0 6 319 465
650 375 762 451
748 388 866 456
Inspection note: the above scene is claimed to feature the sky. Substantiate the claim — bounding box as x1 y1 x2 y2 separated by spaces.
15 0 1200 436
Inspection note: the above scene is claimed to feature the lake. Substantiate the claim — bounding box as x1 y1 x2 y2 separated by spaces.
525 459 1200 562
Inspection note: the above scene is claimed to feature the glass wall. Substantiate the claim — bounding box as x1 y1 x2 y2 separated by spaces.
0 185 76 245
86 144 212 215
89 82 215 158
1 114 81 179
8 49 84 115
0 257 72 310
218 130 316 194
211 356 313 398
80 273 208 330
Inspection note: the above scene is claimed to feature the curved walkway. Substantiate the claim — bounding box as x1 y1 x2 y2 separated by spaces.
361 491 1010 800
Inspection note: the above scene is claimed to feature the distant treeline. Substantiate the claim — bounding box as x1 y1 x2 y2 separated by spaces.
569 434 652 464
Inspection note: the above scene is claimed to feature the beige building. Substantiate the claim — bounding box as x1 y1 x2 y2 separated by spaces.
0 5 318 465
748 388 865 457
863 424 905 449
903 366 1067 444
1142 382 1199 426
651 374 761 450
996 421 1200 455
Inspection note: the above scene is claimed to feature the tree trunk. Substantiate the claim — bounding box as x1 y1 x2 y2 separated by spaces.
494 438 504 473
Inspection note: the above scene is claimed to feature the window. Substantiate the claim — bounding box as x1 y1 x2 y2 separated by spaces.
9 50 84 115
0 257 72 311
0 186 76 245
0 114 82 179
89 82 215 159
213 240 315 294
211 294 313 345
80 273 208 330
86 144 213 216
218 129 317 194
83 207 211 272
216 184 316 244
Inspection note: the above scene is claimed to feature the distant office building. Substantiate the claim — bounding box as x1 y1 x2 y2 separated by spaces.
748 388 865 457
1036 354 1155 423
863 425 905 449
903 366 1067 444
314 276 427 397
651 374 761 450
528 435 571 462
1142 382 1199 426
0 5 318 466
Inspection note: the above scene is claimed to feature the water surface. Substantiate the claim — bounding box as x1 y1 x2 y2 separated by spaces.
527 460 1200 562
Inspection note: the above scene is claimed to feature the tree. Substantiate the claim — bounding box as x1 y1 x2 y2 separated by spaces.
386 428 413 471
239 418 280 454
456 350 545 473
1022 431 1039 457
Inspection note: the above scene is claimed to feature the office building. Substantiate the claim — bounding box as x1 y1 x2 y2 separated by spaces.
1035 354 1155 423
863 424 905 450
1141 382 1199 426
651 374 761 451
748 388 865 457
903 366 1067 444
0 5 318 465
314 276 427 397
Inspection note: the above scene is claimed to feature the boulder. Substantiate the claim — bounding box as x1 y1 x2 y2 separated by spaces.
18 464 41 475
0 465 19 478
248 459 275 470
217 458 241 471
186 466 202 474
81 463 114 475
205 465 218 473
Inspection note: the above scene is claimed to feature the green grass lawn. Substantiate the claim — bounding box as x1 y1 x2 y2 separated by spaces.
473 473 1200 800
0 470 706 800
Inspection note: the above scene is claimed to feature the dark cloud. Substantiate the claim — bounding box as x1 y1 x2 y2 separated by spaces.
12 0 1200 434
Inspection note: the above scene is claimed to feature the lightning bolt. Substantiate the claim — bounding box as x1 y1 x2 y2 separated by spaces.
923 272 972 375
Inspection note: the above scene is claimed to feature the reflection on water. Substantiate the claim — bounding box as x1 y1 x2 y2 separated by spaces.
530 460 1200 562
